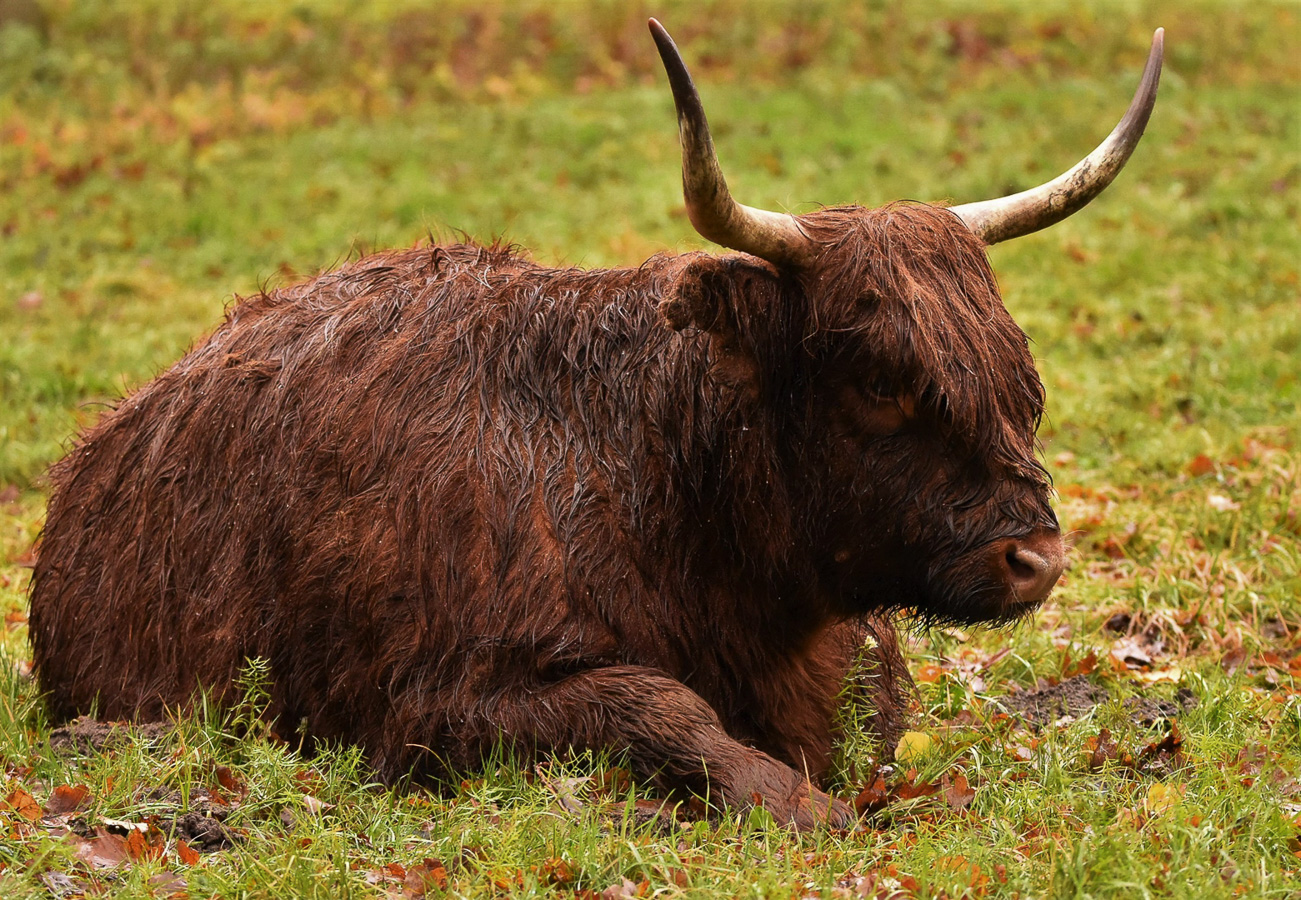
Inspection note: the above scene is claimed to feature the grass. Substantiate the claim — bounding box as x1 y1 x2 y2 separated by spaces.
1 0 1299 897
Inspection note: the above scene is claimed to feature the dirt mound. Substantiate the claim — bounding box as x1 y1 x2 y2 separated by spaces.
996 676 1198 729
161 810 236 852
997 675 1108 727
48 717 172 755
1125 688 1198 727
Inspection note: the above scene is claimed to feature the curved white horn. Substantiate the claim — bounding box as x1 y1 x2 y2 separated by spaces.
650 19 815 267
950 28 1164 245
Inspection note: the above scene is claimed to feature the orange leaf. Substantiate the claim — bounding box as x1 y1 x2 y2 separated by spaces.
404 858 448 898
176 839 201 866
3 788 41 821
540 857 575 887
1187 454 1215 477
1063 650 1098 678
916 662 944 683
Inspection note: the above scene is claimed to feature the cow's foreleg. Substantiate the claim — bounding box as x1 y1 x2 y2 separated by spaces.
475 665 855 830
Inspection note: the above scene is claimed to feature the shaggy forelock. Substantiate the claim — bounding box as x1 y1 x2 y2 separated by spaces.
800 203 1048 484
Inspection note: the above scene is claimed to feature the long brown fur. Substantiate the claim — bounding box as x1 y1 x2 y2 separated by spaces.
30 203 1056 828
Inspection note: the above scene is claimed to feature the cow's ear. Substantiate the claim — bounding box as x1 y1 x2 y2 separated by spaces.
660 254 775 395
659 254 775 334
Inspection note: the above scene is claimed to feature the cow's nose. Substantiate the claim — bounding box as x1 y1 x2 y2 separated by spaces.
995 529 1065 607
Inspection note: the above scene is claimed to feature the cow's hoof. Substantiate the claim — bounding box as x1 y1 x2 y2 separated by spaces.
785 783 856 831
722 753 857 831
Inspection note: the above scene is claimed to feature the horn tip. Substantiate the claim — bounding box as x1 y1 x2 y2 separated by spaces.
648 18 676 59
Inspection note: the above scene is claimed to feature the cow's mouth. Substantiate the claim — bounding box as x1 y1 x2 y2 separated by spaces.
919 527 1065 626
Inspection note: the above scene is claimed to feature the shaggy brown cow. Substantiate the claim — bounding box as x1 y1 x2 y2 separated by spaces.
29 21 1162 828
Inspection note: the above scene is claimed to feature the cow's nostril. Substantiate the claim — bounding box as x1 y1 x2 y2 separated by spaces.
1005 548 1038 582
994 531 1065 607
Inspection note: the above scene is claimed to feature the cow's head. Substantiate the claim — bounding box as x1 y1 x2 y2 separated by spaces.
650 20 1162 625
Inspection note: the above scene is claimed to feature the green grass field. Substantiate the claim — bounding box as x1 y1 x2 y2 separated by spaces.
1 1 1298 897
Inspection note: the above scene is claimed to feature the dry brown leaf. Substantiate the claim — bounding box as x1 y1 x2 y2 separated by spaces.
1062 650 1099 679
895 775 941 802
539 857 576 887
1085 727 1132 770
214 765 248 799
915 662 944 683
125 826 164 862
45 784 92 816
148 870 188 897
76 828 130 869
942 772 976 811
853 771 890 816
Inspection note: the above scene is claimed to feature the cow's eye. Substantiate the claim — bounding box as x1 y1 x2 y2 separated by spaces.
841 384 915 436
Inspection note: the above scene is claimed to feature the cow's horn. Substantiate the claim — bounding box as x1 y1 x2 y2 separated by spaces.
950 28 1164 245
649 19 816 267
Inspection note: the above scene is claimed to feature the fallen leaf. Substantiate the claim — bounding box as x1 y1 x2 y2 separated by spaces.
214 765 247 799
365 862 407 885
1085 727 1132 770
894 731 932 765
1133 666 1183 684
539 857 576 887
597 766 633 795
1114 804 1142 828
1136 721 1188 776
302 794 334 816
4 787 42 821
1207 493 1240 512
1144 782 1183 816
1221 646 1248 674
126 826 164 862
1062 650 1099 678
175 838 201 866
45 784 92 816
853 771 890 816
101 817 146 833
1111 637 1154 669
540 772 590 814
600 877 649 899
76 828 130 869
915 662 944 683
148 870 187 897
41 871 83 896
942 772 976 810
894 775 941 802
404 858 448 898
1187 454 1215 477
